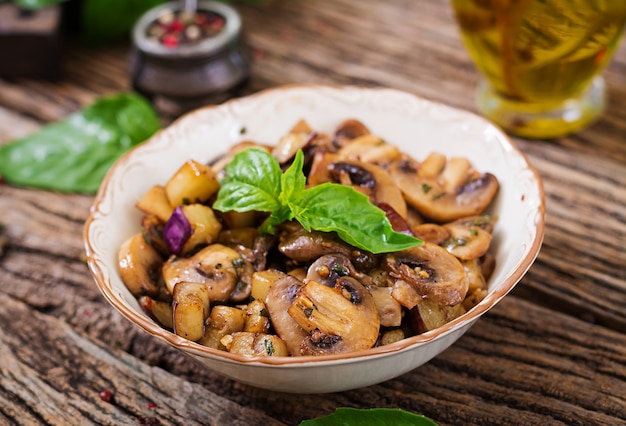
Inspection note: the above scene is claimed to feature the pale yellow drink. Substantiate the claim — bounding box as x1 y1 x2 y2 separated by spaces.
451 0 626 138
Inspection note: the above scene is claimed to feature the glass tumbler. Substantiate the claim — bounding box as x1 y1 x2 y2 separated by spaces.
451 0 626 139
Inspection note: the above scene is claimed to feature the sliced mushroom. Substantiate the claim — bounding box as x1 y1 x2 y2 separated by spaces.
410 223 450 245
277 222 378 270
367 285 403 327
333 118 370 149
265 275 309 356
385 242 469 306
172 281 210 341
118 233 166 299
289 277 380 355
389 153 499 223
198 305 245 350
221 332 289 357
336 134 401 165
408 298 466 334
452 214 497 234
442 219 492 261
327 160 407 219
140 214 170 256
305 254 373 287
243 299 271 333
271 120 316 164
162 243 253 303
138 295 173 329
217 228 276 272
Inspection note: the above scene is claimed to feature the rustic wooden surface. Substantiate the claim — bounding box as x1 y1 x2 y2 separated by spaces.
1 1 625 425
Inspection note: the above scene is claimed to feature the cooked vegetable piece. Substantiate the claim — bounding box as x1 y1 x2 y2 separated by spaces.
385 242 469 306
251 269 287 302
221 332 289 357
172 281 210 341
336 134 400 165
162 244 253 302
391 279 423 310
165 160 220 207
179 204 222 254
380 329 405 346
327 160 408 219
442 219 492 261
289 277 380 355
138 295 174 329
198 305 245 350
244 299 271 333
118 233 165 298
136 185 174 223
410 299 466 334
368 285 403 327
265 275 309 356
389 153 499 222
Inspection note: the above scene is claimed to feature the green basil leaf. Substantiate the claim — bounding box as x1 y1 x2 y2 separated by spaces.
213 148 282 213
0 92 160 194
299 408 438 426
296 183 422 254
12 0 67 9
280 150 306 204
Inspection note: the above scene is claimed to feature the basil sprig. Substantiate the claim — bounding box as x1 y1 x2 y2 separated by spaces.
299 407 438 426
213 148 422 254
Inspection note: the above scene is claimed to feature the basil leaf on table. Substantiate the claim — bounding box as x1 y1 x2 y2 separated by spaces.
0 93 160 194
299 407 438 426
213 148 422 254
81 0 165 46
11 0 67 10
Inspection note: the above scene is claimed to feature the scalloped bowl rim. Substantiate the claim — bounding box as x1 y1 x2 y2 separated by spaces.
84 84 545 370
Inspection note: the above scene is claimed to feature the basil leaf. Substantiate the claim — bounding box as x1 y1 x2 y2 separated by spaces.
213 148 282 213
299 408 438 426
213 148 422 254
280 150 306 203
12 0 67 9
0 93 160 194
296 183 421 254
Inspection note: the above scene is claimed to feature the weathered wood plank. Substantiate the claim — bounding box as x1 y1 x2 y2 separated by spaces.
0 293 287 426
0 1 625 425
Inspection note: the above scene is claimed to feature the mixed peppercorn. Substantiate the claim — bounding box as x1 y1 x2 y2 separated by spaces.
146 8 226 48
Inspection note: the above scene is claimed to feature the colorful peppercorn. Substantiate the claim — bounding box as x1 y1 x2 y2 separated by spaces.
146 8 226 48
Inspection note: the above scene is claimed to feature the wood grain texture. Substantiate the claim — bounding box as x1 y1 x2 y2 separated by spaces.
0 0 625 425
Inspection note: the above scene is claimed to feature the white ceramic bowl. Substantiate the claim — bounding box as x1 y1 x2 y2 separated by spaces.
84 85 545 393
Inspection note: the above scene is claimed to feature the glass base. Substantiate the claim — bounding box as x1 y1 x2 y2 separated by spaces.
477 77 606 139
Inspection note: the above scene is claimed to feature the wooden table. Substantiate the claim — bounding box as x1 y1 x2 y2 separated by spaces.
1 1 625 425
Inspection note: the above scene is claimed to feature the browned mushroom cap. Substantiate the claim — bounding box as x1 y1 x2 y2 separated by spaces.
264 275 309 356
277 222 378 270
328 160 408 220
271 119 316 164
385 242 469 306
216 227 276 272
333 118 370 148
305 254 373 287
388 153 499 223
336 134 401 165
441 217 493 261
118 233 167 300
289 276 380 355
162 243 254 303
